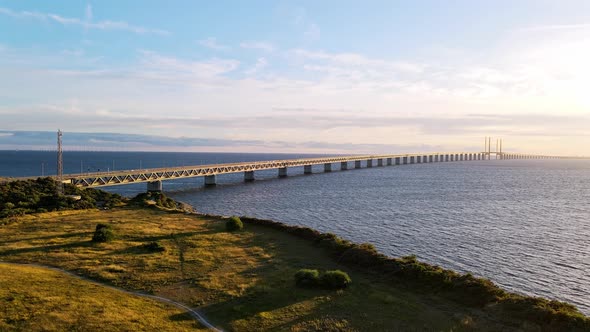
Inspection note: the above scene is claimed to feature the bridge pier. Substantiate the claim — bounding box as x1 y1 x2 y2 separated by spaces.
416 156 421 163
324 163 332 172
367 159 373 167
304 165 313 174
147 180 162 192
410 156 415 164
340 162 348 170
395 157 401 165
429 155 433 163
355 160 362 169
204 175 216 186
377 159 383 166
244 171 255 182
386 158 392 166
278 167 287 178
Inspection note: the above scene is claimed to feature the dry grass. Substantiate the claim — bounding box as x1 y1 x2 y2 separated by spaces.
0 263 206 331
0 207 554 331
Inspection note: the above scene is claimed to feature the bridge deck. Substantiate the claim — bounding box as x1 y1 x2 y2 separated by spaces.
4 151 583 188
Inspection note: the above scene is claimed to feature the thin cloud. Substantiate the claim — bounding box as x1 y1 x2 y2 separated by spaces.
244 57 268 75
0 130 445 153
518 23 590 32
139 50 240 78
0 6 169 35
304 23 321 41
85 4 92 22
198 37 230 50
240 41 275 52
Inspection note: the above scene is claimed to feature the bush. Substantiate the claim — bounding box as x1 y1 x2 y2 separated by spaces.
320 270 352 289
226 216 243 232
294 269 352 289
142 241 166 252
92 223 115 242
294 269 320 287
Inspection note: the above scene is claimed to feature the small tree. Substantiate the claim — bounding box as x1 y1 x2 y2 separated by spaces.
294 269 320 287
320 270 352 289
226 216 243 232
92 223 115 242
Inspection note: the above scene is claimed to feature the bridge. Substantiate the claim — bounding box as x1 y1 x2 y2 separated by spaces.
34 151 583 192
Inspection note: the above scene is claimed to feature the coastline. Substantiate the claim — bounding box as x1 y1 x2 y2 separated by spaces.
1 179 589 330
196 212 589 324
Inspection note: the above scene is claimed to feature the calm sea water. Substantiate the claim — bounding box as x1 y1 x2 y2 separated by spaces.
1 151 589 314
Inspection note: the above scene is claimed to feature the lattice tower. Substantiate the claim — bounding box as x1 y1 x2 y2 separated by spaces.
57 129 64 195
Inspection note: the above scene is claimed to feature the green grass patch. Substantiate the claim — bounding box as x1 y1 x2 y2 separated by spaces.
0 207 587 331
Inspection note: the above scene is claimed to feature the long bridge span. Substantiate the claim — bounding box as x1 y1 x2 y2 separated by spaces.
32 151 585 191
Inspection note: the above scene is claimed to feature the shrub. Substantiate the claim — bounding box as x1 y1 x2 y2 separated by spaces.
92 223 115 242
320 270 352 289
226 216 243 232
142 241 166 252
294 269 320 287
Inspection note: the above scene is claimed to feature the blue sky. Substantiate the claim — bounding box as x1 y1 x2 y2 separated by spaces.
1 1 590 154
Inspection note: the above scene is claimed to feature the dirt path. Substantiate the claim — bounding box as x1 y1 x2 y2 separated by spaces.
0 262 222 332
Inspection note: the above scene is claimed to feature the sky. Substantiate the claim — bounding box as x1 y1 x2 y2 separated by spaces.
1 1 590 154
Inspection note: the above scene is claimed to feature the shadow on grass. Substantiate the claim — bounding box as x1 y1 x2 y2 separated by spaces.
169 312 194 321
0 240 94 257
0 232 93 245
109 244 165 255
121 229 221 244
200 264 323 322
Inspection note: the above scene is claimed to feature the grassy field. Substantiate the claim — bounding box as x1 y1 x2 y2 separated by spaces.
0 263 205 331
0 207 585 331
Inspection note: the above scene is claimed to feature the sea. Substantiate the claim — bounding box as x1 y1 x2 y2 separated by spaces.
1 150 588 315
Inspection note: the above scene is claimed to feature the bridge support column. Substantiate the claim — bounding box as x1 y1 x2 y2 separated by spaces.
304 165 312 174
324 163 332 172
340 162 348 170
403 157 408 164
355 160 362 169
410 156 415 164
416 156 421 163
279 167 288 178
377 159 383 166
367 159 373 168
429 155 433 163
386 158 392 166
395 157 401 165
244 171 255 182
204 175 216 186
147 180 162 192
434 155 439 162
